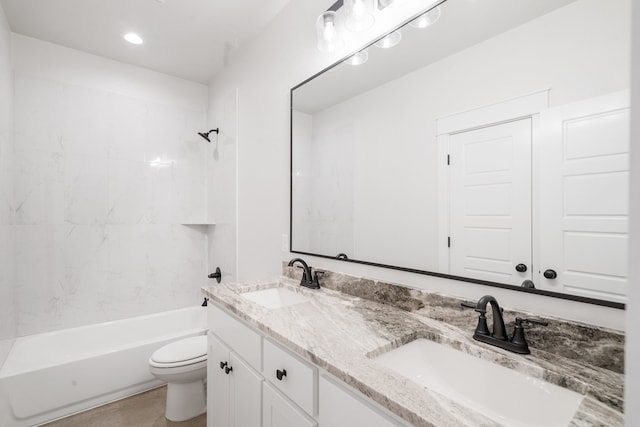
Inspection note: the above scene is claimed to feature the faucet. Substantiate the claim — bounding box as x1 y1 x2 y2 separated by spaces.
287 258 321 289
462 295 548 354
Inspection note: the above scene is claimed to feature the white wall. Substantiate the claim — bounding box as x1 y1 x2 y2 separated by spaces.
624 0 640 423
0 1 16 371
208 0 629 330
11 34 209 336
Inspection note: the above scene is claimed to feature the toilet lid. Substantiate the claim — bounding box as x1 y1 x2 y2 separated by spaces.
151 335 207 364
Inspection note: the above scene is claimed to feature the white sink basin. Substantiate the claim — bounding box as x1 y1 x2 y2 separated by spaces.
373 339 583 427
241 287 310 309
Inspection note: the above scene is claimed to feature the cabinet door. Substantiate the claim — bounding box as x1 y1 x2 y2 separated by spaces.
208 333 231 427
263 383 316 427
319 375 401 427
229 352 262 427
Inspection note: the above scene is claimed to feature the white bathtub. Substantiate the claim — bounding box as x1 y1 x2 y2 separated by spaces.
0 306 207 427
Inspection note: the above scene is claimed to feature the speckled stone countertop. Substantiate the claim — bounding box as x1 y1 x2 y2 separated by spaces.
202 271 624 427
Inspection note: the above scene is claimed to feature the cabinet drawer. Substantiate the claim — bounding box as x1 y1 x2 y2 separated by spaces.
208 304 262 371
263 338 317 416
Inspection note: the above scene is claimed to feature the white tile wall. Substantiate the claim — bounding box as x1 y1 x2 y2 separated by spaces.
0 2 16 369
12 40 209 336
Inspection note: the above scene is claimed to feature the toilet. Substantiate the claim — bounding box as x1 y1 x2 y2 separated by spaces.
149 335 208 422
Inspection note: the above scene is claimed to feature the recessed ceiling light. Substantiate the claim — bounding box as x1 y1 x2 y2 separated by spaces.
124 33 144 45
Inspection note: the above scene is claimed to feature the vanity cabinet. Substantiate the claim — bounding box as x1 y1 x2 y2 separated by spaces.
207 303 407 427
263 382 317 427
207 332 262 427
318 375 399 427
263 338 317 415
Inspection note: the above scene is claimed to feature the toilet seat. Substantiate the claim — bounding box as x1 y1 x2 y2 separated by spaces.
149 335 207 368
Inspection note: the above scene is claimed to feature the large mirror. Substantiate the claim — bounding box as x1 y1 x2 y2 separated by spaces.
291 0 630 307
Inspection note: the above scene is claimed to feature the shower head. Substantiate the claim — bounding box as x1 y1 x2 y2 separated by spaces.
198 128 219 142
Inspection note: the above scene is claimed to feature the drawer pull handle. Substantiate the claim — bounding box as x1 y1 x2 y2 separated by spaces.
225 366 233 375
276 369 287 381
220 361 227 370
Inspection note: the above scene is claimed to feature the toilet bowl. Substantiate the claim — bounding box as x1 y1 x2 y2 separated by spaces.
149 335 208 422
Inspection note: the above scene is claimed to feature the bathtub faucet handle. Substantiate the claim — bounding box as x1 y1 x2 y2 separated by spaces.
208 267 222 283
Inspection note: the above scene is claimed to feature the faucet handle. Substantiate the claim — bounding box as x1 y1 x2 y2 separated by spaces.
511 317 548 351
311 270 324 288
516 317 549 327
460 301 504 314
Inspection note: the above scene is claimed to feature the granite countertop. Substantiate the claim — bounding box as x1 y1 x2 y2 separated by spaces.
202 276 624 427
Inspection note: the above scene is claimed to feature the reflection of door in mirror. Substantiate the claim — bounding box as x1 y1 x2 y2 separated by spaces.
538 91 629 303
448 119 532 287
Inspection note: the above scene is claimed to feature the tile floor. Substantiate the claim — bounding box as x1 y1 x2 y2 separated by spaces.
43 387 206 427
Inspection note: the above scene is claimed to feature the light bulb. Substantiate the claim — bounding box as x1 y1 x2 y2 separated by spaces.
374 30 402 49
323 21 335 40
410 6 442 29
345 0 375 32
344 49 369 66
316 11 344 53
379 0 403 9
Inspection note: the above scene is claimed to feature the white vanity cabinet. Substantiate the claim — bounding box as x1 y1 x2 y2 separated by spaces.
263 338 317 415
318 375 402 427
263 382 317 427
207 332 262 427
207 303 407 427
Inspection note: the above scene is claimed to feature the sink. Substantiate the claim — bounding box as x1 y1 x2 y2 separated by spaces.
241 287 310 309
373 339 583 427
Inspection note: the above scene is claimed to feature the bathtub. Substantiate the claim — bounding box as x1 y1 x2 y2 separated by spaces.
0 306 207 426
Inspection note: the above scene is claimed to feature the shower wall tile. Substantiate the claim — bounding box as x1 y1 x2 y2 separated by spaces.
12 43 209 336
0 225 16 364
0 2 15 369
64 154 109 225
14 149 64 225
107 159 151 224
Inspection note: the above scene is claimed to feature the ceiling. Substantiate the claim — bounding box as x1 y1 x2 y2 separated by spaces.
0 0 291 84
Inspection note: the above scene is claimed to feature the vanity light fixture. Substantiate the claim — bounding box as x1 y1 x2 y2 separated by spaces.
409 6 441 28
123 32 144 45
344 49 369 66
315 0 410 53
374 30 402 48
316 11 344 53
344 0 375 32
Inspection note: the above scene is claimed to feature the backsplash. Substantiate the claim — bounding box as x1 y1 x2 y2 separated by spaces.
283 263 625 375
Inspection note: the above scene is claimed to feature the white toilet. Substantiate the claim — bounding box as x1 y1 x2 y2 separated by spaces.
149 335 208 421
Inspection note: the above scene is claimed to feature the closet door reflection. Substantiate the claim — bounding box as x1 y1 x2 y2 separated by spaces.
448 119 532 286
538 92 629 302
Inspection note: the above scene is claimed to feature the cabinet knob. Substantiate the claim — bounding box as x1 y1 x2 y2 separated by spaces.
225 366 233 374
543 269 557 279
515 263 527 273
220 361 227 370
276 369 287 381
